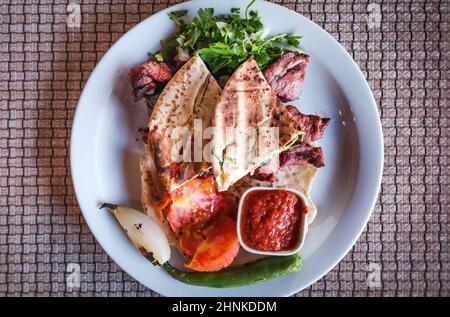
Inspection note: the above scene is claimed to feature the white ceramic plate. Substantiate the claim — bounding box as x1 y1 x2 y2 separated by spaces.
70 0 383 296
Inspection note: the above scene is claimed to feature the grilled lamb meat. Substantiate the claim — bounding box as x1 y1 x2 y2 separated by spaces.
129 60 173 101
131 76 156 101
252 143 325 181
251 156 279 182
263 53 310 102
285 105 330 143
251 105 329 181
279 143 325 168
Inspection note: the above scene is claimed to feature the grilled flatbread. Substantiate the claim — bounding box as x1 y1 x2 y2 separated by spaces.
273 164 318 225
211 57 304 191
140 150 177 245
148 55 221 192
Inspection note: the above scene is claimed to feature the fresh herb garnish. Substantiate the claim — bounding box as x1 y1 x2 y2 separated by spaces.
299 130 306 143
225 157 236 163
168 10 188 26
148 51 165 62
218 149 226 167
245 0 257 20
152 1 302 75
284 131 306 151
154 52 164 62
285 143 301 151
159 36 178 62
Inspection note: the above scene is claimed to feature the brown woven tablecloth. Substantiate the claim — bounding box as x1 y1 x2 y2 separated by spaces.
0 0 448 296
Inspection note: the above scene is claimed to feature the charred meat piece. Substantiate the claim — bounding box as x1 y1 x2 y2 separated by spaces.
286 105 330 143
129 60 173 101
279 143 325 168
132 60 172 82
263 53 310 102
132 78 156 101
251 106 329 181
252 143 325 182
251 156 279 182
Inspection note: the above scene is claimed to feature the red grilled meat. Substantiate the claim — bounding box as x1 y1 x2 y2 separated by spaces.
251 105 329 181
252 143 325 181
129 60 172 101
285 105 330 143
263 53 310 102
251 156 279 182
279 143 325 168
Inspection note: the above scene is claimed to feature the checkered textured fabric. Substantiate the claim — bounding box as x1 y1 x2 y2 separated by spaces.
0 0 448 296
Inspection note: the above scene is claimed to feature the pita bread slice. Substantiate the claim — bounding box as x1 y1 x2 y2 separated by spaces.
148 55 221 192
212 57 304 191
273 164 318 225
140 151 177 245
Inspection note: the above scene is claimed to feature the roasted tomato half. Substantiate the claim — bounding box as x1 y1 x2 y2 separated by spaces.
167 175 224 233
180 215 240 272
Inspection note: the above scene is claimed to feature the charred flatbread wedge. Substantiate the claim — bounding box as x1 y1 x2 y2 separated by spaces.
140 150 177 245
273 164 318 226
148 55 221 192
211 57 304 191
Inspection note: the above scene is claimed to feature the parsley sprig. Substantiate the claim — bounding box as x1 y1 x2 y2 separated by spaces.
153 2 302 75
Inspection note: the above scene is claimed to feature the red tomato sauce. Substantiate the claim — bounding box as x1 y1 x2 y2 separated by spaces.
240 189 308 252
